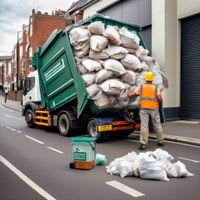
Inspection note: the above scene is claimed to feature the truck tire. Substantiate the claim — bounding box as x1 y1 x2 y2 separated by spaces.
58 113 71 136
25 109 35 128
87 119 109 142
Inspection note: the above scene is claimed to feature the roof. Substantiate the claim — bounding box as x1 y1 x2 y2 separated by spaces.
0 56 12 61
67 0 90 14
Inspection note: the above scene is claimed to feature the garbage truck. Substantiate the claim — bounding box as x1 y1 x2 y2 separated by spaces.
22 14 165 141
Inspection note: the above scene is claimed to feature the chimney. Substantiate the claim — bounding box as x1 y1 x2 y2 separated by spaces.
75 10 83 23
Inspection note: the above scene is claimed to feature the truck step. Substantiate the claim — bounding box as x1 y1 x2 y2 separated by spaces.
34 110 50 126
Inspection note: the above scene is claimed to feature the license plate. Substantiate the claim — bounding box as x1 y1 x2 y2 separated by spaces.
98 125 112 132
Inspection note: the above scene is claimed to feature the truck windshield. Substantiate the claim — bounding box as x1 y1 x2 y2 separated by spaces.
23 77 35 94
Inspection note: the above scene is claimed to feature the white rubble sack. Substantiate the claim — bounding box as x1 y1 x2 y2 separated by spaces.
106 149 193 181
82 73 96 86
121 54 142 71
82 59 102 72
86 84 100 99
90 35 109 52
103 26 121 45
106 45 128 60
87 21 105 35
119 27 140 49
100 79 125 96
95 69 114 84
104 59 126 75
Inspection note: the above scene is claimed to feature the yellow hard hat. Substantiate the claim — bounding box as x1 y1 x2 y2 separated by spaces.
145 71 154 81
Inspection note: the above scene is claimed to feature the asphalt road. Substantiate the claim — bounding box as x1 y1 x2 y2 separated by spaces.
0 102 200 200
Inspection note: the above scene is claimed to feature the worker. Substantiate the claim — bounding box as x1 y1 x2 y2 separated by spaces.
128 71 164 150
4 87 8 103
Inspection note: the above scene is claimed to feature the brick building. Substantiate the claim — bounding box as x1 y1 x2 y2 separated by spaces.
17 9 72 85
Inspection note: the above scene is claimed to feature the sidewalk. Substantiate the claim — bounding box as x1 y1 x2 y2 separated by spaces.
1 95 200 146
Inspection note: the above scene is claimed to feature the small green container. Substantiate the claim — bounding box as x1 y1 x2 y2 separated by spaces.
70 136 96 169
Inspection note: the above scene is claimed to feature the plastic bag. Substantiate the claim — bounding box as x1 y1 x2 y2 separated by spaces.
121 70 136 85
86 84 100 99
89 49 109 60
139 155 169 181
95 154 107 165
106 45 128 60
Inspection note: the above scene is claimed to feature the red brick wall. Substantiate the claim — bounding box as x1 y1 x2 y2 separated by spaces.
31 13 67 54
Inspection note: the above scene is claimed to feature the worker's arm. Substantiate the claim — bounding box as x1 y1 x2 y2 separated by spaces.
128 87 140 97
157 88 163 103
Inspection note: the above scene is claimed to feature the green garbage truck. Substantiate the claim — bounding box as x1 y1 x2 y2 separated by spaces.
22 14 164 141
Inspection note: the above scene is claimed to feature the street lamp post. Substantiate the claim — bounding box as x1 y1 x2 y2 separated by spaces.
16 31 21 91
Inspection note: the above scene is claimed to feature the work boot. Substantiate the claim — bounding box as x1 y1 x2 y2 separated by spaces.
139 143 146 150
157 142 165 147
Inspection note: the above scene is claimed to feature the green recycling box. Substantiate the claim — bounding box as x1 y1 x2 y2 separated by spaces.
71 136 96 169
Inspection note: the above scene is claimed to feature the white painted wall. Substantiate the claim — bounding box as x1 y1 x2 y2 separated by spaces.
177 0 200 19
152 0 179 108
83 0 120 19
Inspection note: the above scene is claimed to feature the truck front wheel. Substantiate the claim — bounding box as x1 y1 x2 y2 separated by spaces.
25 109 35 128
58 113 71 136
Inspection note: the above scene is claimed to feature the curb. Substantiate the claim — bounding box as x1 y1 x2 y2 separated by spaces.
130 133 200 147
1 100 22 112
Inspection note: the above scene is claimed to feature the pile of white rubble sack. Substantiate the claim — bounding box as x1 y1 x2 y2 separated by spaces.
106 149 193 181
69 21 168 109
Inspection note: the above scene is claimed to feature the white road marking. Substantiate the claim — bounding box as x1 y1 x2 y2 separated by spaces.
178 157 200 163
172 120 199 125
0 155 56 200
3 114 14 118
106 180 145 198
25 135 45 145
17 130 22 134
47 146 64 154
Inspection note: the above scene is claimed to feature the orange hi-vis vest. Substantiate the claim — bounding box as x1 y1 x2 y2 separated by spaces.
140 84 159 109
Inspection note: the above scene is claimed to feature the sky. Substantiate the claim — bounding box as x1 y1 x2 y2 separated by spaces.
0 0 77 56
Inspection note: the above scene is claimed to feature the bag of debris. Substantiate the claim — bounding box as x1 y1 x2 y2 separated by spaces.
117 90 129 108
82 59 102 72
73 42 90 58
128 96 140 107
82 73 96 86
141 61 149 71
94 92 111 108
86 84 100 99
90 35 109 52
89 49 109 60
121 70 136 85
104 59 126 75
121 54 142 71
95 69 114 84
77 64 88 75
69 26 91 44
159 70 169 89
100 79 125 96
135 71 146 86
103 26 121 45
124 47 137 54
87 21 105 35
167 161 194 178
73 40 89 51
119 27 140 49
106 45 128 60
138 154 169 181
135 46 149 59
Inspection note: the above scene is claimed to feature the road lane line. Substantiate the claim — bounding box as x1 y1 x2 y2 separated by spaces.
17 130 22 133
25 135 44 144
3 114 14 118
47 146 64 154
105 180 145 198
178 157 200 163
0 155 56 200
